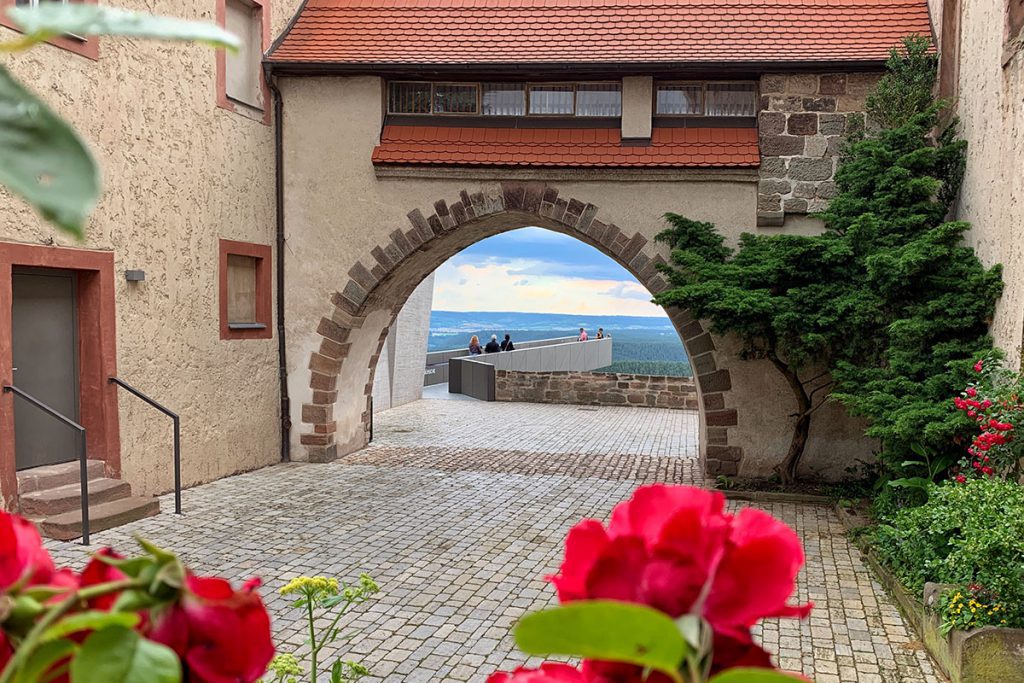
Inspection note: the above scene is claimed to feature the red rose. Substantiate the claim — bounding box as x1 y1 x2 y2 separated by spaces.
974 360 984 372
955 475 967 484
487 663 585 682
0 511 54 590
548 485 810 673
147 575 273 683
966 388 978 397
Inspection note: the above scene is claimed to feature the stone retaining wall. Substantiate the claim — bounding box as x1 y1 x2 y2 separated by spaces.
495 371 698 410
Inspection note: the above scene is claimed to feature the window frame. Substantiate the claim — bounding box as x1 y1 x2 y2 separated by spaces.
0 0 99 60
216 0 270 125
654 81 706 117
480 82 527 117
654 80 759 118
572 81 623 118
526 82 577 117
431 82 481 116
219 239 272 340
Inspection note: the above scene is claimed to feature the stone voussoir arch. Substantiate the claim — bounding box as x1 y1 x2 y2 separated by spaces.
300 181 742 477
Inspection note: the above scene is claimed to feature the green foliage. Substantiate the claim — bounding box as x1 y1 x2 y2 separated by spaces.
0 4 238 237
655 36 1003 483
515 601 688 682
865 35 938 130
938 584 1012 635
271 574 379 683
886 443 957 497
70 626 180 683
872 478 1024 628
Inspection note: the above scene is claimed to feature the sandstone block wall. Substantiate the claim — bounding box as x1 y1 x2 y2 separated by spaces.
495 371 698 410
756 73 881 227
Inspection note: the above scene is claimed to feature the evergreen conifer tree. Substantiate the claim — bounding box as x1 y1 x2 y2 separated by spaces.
654 37 1002 483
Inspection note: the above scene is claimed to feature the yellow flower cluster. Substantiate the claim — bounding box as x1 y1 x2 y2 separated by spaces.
946 591 1008 626
280 576 340 597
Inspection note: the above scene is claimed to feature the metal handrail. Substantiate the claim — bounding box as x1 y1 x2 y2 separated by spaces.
3 385 90 545
109 377 181 515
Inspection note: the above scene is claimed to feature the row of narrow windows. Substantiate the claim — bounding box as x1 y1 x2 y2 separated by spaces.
387 81 758 118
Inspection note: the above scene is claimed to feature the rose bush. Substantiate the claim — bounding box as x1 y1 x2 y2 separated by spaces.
0 510 274 683
489 485 812 683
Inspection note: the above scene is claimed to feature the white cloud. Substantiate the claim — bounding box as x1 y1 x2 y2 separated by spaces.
432 258 666 318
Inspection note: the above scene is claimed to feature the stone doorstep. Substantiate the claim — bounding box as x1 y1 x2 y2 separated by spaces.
19 477 131 517
40 497 160 542
16 459 105 494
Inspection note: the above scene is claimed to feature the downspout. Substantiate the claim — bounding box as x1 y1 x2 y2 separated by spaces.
271 79 291 462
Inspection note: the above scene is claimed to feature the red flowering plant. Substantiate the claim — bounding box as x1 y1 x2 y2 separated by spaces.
0 510 274 683
953 357 1024 480
488 485 812 683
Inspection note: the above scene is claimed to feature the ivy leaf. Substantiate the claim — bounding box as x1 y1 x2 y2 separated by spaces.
709 668 809 682
42 611 140 642
7 5 239 50
0 65 98 238
514 601 687 682
70 626 180 683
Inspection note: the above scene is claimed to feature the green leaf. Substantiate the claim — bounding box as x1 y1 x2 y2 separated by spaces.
0 64 98 237
8 5 240 50
888 477 930 490
709 668 807 683
70 626 180 683
42 611 140 642
514 601 687 682
14 638 76 683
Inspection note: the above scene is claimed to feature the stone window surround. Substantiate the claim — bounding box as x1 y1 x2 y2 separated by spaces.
218 239 272 340
215 0 271 125
0 0 99 60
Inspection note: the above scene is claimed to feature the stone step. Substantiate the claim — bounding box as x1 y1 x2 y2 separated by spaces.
20 478 132 517
40 496 160 542
17 460 105 495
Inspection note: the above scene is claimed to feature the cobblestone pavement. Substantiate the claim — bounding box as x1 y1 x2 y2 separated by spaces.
46 401 940 683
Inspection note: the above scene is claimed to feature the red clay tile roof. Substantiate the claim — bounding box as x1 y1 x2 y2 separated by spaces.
371 125 760 167
268 0 932 66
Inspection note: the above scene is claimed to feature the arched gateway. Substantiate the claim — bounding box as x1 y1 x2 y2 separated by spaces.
265 0 920 479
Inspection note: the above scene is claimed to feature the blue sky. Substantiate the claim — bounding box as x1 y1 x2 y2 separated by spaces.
431 227 668 317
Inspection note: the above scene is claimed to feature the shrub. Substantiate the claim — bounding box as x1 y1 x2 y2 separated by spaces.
872 478 1024 628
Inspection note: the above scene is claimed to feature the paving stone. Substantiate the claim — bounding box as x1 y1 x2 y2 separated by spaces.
45 401 941 683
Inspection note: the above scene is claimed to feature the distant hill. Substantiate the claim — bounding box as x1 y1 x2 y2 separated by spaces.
428 310 691 377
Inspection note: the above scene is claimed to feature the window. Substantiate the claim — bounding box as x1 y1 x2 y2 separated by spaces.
655 82 757 117
219 240 271 340
705 83 757 117
433 84 478 114
224 0 262 108
482 83 525 116
388 82 432 114
656 84 703 115
0 0 98 59
575 83 621 116
528 84 574 115
216 0 269 122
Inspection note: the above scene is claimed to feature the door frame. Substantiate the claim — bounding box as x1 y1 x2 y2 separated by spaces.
0 243 120 509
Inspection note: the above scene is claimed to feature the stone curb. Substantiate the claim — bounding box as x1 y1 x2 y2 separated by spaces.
717 488 833 505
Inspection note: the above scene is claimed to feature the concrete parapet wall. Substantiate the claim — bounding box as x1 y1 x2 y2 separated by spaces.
495 371 698 410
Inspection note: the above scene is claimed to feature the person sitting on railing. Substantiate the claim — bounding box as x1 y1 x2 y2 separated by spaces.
485 334 501 353
468 335 483 355
578 327 589 342
500 334 515 351
596 328 605 339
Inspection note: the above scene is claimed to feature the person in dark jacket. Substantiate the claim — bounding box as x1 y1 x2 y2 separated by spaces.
500 334 515 351
484 334 501 353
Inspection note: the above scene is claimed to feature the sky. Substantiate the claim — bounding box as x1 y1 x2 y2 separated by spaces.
431 227 668 318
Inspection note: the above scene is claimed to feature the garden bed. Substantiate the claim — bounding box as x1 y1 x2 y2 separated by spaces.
836 504 1024 683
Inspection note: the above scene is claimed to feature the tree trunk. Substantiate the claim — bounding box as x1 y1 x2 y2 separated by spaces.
766 353 813 485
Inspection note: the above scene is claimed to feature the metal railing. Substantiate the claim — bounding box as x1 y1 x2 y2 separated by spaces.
3 385 91 545
109 377 181 515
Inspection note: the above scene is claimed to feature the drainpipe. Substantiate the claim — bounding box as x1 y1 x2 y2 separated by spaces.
271 79 291 462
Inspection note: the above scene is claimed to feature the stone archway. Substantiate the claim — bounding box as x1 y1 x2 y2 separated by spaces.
298 181 741 477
